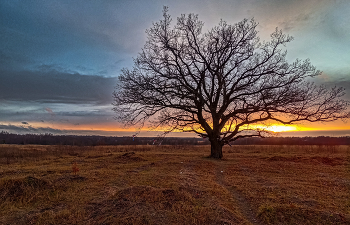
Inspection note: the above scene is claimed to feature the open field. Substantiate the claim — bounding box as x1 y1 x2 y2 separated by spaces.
0 144 349 224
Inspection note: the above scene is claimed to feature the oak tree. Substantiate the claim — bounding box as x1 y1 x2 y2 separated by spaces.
113 8 349 158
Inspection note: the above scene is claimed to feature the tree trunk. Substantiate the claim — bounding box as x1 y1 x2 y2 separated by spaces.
210 139 223 159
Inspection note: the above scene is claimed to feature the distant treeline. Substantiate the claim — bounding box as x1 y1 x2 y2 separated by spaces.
1 131 350 146
233 136 350 145
0 131 205 146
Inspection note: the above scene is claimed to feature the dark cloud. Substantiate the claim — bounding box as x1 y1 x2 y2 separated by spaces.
332 79 350 100
0 50 35 71
0 124 151 136
0 0 160 75
0 69 117 104
0 124 66 134
315 71 350 101
0 100 117 126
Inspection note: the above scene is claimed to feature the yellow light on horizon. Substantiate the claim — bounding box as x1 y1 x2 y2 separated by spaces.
24 120 348 134
239 124 299 133
265 125 298 132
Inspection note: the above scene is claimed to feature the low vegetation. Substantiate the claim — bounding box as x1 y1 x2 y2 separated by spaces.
0 144 349 224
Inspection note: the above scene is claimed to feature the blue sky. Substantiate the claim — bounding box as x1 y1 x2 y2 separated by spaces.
1 0 350 136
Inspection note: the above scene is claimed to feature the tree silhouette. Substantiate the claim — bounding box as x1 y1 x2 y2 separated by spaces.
113 8 349 158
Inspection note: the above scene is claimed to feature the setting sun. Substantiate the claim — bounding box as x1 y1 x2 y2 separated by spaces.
239 124 299 133
264 125 298 132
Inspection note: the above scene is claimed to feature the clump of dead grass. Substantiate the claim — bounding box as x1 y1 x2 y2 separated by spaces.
115 151 146 163
258 203 350 225
86 185 241 224
0 176 53 203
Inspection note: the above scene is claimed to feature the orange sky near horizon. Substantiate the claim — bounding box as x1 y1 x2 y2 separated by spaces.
25 118 350 134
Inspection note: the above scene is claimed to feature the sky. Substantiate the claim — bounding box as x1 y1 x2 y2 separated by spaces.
1 0 350 137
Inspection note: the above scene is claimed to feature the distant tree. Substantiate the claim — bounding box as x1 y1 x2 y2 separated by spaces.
113 8 350 158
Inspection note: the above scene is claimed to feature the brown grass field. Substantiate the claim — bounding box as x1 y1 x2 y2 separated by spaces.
0 144 349 224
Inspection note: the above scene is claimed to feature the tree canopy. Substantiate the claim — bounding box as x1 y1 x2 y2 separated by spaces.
113 8 349 158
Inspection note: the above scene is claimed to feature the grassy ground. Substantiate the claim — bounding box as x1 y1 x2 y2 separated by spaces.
0 144 349 224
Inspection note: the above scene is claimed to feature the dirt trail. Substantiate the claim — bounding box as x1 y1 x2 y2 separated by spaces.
215 163 263 225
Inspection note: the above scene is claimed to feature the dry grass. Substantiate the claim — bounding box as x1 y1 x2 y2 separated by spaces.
0 144 349 224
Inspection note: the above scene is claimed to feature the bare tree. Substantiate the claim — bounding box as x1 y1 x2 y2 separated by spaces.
113 8 349 158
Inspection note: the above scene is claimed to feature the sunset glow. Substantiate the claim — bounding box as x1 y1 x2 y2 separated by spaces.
262 125 298 132
239 124 299 133
6 118 350 137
